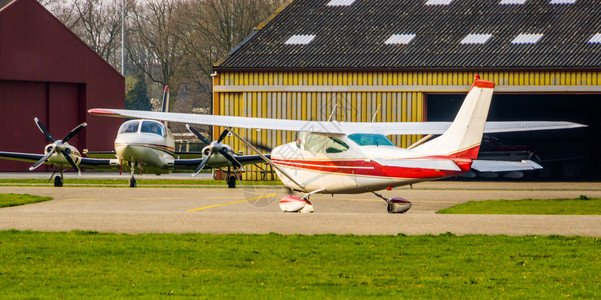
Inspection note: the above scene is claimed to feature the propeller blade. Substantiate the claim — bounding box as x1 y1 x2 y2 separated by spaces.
221 150 242 169
61 149 81 175
193 152 212 176
251 142 272 153
34 117 55 143
62 122 88 143
186 124 211 145
30 148 55 171
217 129 229 143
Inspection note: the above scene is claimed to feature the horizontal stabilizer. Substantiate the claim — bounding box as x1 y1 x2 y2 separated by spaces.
471 160 542 172
374 158 461 171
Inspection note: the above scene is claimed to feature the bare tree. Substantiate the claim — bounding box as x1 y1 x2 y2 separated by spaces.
127 0 184 89
173 0 285 87
73 0 127 68
41 0 133 71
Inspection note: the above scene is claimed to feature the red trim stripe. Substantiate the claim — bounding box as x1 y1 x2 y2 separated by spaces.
272 157 472 179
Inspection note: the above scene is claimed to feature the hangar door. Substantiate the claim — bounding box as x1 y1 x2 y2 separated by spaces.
426 94 599 180
0 80 83 171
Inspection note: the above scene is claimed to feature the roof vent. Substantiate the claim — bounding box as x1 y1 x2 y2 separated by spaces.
327 0 356 6
511 34 543 44
499 0 527 4
426 0 453 5
589 33 601 44
385 34 417 45
549 0 576 4
285 35 316 45
460 34 493 44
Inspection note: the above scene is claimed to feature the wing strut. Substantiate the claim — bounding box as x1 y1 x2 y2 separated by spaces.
225 127 306 190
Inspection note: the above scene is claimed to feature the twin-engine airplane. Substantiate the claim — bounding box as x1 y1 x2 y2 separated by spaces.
89 76 585 213
0 87 264 187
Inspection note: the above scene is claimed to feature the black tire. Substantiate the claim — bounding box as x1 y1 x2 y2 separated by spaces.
54 176 63 187
129 177 137 188
227 176 236 188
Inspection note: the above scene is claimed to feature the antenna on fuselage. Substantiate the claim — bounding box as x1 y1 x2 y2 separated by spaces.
370 104 381 124
327 104 337 122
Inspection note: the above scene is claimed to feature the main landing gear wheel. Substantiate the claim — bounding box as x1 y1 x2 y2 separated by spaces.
129 177 137 188
386 197 412 213
227 176 236 188
373 192 412 213
54 175 63 187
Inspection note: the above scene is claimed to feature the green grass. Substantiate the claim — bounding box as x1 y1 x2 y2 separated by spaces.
0 193 52 208
0 231 599 298
438 195 601 215
0 178 281 187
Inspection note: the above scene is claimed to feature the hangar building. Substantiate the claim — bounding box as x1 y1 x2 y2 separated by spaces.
212 0 600 181
0 0 124 171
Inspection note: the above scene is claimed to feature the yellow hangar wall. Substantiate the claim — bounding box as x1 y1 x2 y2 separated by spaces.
212 70 601 180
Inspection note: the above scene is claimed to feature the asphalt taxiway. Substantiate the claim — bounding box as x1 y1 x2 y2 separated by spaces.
1 181 600 236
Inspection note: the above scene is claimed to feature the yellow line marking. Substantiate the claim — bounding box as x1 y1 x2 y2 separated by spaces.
188 193 278 212
65 196 241 201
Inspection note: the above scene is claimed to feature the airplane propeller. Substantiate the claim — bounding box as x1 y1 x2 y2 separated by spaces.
186 125 242 176
30 117 87 175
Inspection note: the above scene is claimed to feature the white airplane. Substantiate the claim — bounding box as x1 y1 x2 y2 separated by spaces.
89 76 585 213
0 87 265 187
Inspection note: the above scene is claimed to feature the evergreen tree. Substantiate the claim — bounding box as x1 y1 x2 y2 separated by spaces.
125 80 152 111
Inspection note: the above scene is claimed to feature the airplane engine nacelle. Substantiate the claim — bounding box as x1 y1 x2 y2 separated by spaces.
387 197 412 214
279 195 313 213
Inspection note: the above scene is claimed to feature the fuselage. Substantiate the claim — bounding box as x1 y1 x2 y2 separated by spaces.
113 119 239 174
114 119 175 174
271 132 472 193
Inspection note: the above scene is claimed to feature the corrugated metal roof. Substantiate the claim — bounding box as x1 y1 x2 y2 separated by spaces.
215 0 601 71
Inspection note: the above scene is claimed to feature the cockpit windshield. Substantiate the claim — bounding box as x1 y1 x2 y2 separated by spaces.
117 120 164 136
118 120 139 134
140 121 164 136
348 133 395 146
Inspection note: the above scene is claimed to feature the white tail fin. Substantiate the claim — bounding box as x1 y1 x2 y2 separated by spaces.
413 75 495 159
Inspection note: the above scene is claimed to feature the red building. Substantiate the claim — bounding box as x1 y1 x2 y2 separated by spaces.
0 0 124 171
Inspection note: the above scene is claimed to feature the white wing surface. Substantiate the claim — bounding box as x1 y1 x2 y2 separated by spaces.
373 158 461 171
471 160 542 172
89 109 586 135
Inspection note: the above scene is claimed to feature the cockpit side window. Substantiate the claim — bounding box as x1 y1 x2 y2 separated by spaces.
325 137 349 153
348 133 395 146
304 133 327 153
118 121 139 134
141 121 164 136
303 133 349 153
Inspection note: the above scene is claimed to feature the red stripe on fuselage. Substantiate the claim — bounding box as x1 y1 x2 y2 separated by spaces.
271 157 472 179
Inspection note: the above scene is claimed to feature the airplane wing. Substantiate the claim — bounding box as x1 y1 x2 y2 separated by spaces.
471 159 542 172
89 108 586 135
373 158 462 171
0 151 119 170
